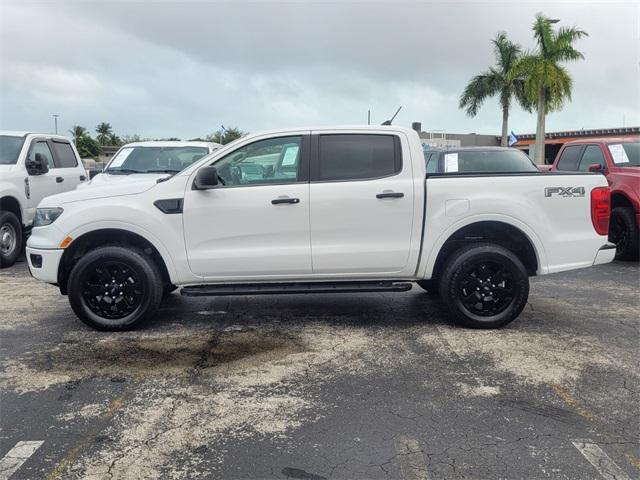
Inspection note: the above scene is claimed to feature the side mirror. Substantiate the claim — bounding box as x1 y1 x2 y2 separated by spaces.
26 153 50 175
193 166 219 190
588 163 604 173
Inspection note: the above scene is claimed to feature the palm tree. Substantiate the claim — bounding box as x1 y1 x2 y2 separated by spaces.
459 32 527 147
95 122 114 145
515 14 587 164
69 125 87 143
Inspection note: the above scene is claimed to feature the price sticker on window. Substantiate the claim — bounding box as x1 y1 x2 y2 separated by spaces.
109 147 134 168
608 144 629 164
445 153 459 172
281 145 299 166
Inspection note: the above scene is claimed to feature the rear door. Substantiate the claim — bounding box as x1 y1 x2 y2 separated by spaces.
308 131 416 276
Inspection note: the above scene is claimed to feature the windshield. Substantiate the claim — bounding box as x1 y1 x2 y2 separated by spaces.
105 146 210 173
608 142 640 168
0 135 26 165
442 150 538 173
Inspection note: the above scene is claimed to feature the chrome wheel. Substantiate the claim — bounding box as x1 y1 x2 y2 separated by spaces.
0 222 17 256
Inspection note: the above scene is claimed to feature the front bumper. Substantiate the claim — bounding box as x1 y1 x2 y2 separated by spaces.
593 243 616 266
26 246 63 284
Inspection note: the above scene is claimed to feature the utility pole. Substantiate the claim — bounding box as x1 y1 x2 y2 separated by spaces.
52 114 60 134
367 110 370 125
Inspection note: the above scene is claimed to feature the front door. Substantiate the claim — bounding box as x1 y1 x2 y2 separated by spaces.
309 132 416 275
183 133 311 279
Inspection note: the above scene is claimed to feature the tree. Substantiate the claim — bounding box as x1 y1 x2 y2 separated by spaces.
95 122 114 145
69 125 87 143
206 127 246 145
515 14 587 163
75 134 101 159
459 32 528 147
108 133 122 146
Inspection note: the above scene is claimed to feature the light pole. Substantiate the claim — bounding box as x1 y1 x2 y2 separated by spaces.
52 114 60 134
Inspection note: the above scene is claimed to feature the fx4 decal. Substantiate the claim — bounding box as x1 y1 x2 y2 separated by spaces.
544 186 585 198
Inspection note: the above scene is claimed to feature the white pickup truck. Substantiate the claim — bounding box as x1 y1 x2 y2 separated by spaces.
1 132 87 267
26 126 615 330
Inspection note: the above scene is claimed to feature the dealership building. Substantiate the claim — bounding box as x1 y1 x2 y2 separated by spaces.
413 123 639 164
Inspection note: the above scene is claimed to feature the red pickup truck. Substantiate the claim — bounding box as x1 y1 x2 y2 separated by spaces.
544 138 639 260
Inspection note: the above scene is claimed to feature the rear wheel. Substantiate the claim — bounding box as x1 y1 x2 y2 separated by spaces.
439 243 529 329
609 206 639 261
0 211 22 268
68 245 163 331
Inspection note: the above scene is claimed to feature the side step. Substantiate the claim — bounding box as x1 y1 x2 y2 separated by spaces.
181 281 413 297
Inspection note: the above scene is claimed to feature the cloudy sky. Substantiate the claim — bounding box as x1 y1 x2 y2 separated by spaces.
1 0 638 140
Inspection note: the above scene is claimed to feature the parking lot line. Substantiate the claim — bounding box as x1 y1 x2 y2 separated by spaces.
0 440 44 480
572 439 631 480
393 435 430 480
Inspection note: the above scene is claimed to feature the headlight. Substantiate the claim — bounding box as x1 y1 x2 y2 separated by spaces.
33 207 64 227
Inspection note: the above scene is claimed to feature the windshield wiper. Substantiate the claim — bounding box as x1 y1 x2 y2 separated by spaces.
105 168 146 175
146 168 181 173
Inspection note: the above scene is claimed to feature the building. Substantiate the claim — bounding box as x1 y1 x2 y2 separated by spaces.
507 126 640 164
411 122 500 150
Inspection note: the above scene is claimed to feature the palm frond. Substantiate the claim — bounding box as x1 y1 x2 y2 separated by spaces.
459 70 503 117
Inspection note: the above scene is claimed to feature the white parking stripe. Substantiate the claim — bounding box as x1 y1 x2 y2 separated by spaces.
572 439 631 480
394 435 430 480
0 441 44 480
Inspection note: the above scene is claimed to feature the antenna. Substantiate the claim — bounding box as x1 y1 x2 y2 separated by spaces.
381 106 402 126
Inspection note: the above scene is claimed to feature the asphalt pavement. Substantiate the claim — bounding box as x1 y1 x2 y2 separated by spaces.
0 257 638 479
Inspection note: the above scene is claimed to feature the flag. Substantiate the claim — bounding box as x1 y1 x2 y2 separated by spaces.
508 131 518 147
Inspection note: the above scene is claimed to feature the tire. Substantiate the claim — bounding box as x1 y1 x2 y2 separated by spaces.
67 245 163 331
0 210 22 269
439 243 529 329
416 279 439 294
609 206 639 261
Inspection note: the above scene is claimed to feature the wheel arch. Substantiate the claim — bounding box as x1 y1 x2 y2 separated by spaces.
423 219 543 280
57 228 174 295
0 195 23 225
610 191 635 211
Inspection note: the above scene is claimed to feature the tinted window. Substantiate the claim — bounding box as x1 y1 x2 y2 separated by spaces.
317 134 399 181
213 136 302 186
443 150 537 173
556 146 583 171
578 145 606 171
50 141 78 168
425 153 439 173
29 141 54 168
0 135 25 165
607 142 640 168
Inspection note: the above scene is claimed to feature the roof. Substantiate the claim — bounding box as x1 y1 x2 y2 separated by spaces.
0 131 72 140
563 136 640 145
121 141 221 148
509 126 639 142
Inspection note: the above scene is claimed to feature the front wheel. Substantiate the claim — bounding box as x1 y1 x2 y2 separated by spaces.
439 243 529 329
67 245 163 331
0 210 22 268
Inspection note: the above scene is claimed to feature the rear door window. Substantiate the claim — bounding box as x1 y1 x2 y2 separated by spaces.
578 145 606 171
556 146 583 171
315 134 400 181
50 140 78 168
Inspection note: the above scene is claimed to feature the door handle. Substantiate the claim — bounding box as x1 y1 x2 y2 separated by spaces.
271 197 300 205
376 192 403 199
56 177 64 183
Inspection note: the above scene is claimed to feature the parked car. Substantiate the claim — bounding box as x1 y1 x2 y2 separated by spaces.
0 131 87 267
424 146 539 174
546 138 639 260
26 126 614 331
85 140 221 184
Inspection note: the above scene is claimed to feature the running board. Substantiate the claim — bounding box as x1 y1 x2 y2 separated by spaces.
180 281 413 297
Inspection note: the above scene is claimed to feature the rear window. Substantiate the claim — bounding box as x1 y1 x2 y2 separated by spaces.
317 134 400 181
556 146 583 171
50 140 78 168
443 150 537 173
